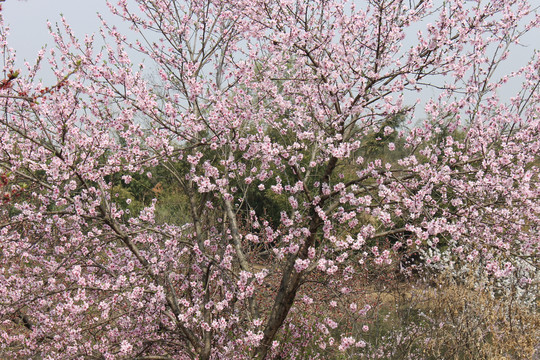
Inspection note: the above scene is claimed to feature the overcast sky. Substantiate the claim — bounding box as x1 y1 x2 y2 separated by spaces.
3 0 113 65
2 0 539 120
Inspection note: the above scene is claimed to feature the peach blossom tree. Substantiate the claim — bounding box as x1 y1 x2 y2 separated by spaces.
0 0 539 359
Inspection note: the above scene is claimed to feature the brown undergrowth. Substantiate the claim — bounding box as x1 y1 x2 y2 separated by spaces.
258 257 539 359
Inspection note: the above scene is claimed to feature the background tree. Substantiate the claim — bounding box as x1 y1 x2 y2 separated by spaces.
0 0 539 359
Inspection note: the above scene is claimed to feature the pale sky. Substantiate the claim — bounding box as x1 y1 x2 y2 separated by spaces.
3 0 113 64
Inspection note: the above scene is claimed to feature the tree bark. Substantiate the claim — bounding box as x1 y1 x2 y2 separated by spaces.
254 215 321 359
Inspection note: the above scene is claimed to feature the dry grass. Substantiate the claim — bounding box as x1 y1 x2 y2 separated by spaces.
407 274 540 360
